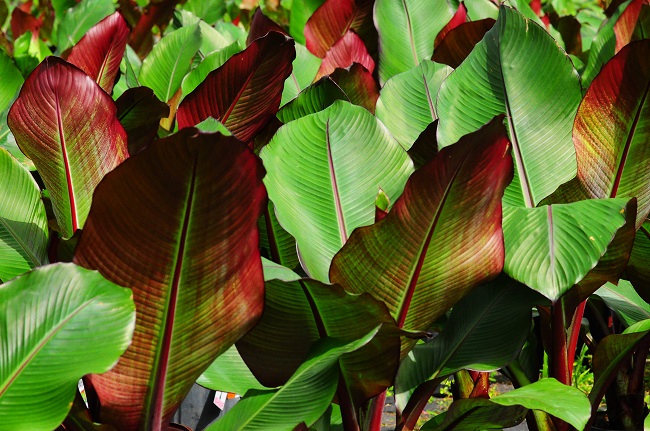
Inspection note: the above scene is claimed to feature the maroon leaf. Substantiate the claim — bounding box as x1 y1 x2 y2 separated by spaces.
315 30 374 80
67 12 130 94
407 120 439 170
11 7 41 40
247 8 288 45
434 2 467 49
115 87 170 155
177 32 295 142
329 63 379 113
129 0 179 58
330 116 512 353
304 0 376 57
431 18 496 69
74 129 266 430
7 56 128 239
614 0 643 52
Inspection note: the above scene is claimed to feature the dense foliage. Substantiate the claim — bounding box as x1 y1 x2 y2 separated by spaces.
0 0 649 430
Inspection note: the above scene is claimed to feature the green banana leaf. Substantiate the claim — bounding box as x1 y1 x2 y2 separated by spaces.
205 330 379 431
0 263 135 431
330 117 512 352
503 199 633 302
394 276 546 411
421 379 590 431
574 40 650 229
276 77 348 123
55 0 115 52
0 148 48 282
0 49 23 113
374 0 457 84
437 5 582 207
180 41 242 96
261 100 413 282
139 24 202 103
197 345 267 395
594 280 650 327
280 43 322 106
375 60 452 150
73 129 267 430
8 56 128 239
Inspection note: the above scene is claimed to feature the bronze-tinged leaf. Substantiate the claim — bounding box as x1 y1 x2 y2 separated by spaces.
433 2 467 49
329 63 379 113
7 56 128 239
67 12 130 94
304 0 376 57
574 40 650 229
74 129 267 431
177 32 295 142
330 116 512 354
315 30 374 80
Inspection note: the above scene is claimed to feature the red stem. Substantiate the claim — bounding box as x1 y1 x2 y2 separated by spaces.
566 300 587 382
366 390 387 431
337 376 360 431
551 303 570 385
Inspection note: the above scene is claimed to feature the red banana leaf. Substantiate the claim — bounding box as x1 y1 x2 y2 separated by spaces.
11 7 41 41
315 30 374 80
574 39 650 229
329 63 379 113
8 56 128 239
614 0 643 52
74 129 267 431
431 18 496 69
177 32 295 142
247 8 288 44
330 116 513 353
67 12 130 94
433 2 467 48
304 0 376 57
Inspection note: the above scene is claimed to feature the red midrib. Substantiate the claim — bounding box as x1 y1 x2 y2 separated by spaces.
326 119 348 244
147 157 198 430
610 77 650 198
221 47 267 126
396 157 465 328
55 89 78 232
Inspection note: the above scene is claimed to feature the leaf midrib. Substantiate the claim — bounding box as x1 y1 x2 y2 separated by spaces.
0 215 42 268
54 83 78 233
164 26 199 103
395 151 468 328
325 119 348 245
0 297 94 398
145 154 198 428
400 0 419 66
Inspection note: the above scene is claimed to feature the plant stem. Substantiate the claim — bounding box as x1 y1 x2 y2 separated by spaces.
338 376 360 431
566 300 587 382
366 390 387 431
551 303 570 386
